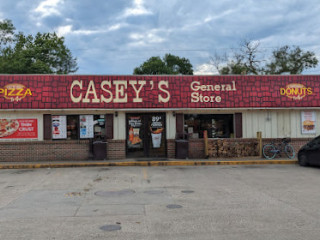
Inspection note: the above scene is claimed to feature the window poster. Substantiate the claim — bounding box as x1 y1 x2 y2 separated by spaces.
150 115 164 148
80 115 94 139
301 111 316 134
52 115 67 139
128 116 142 148
0 119 38 139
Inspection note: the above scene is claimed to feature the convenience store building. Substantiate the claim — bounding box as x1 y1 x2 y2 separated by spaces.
0 75 319 161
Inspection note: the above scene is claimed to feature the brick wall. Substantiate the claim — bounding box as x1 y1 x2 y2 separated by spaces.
107 140 126 160
0 138 313 162
189 139 205 159
167 139 175 158
0 140 90 162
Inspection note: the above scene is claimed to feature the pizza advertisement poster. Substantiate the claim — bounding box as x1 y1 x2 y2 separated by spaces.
0 119 38 139
301 111 316 134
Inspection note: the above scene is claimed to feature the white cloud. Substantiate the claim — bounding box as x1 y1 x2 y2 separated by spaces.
204 9 236 23
129 31 165 47
34 0 64 18
108 24 122 31
56 25 72 36
121 0 152 18
194 63 219 75
55 23 126 37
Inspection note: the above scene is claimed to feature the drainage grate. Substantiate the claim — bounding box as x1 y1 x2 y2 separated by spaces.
100 225 121 231
166 204 183 209
181 190 194 194
143 190 164 195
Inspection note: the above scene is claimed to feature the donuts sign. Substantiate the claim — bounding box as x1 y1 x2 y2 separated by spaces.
280 83 312 100
0 83 33 102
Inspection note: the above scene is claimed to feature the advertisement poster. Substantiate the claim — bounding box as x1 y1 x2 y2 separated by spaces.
150 116 164 148
0 119 38 139
128 116 142 148
80 115 94 139
301 111 316 134
52 115 67 139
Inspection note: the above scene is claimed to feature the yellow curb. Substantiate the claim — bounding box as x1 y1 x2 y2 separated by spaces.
0 160 298 169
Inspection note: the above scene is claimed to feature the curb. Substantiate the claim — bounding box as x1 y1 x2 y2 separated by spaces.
0 159 298 169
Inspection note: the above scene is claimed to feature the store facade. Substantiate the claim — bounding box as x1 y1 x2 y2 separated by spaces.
0 75 319 161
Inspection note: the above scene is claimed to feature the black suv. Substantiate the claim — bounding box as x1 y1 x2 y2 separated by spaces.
298 136 320 166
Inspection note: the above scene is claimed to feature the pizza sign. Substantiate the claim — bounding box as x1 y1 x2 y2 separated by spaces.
0 119 38 139
0 83 32 102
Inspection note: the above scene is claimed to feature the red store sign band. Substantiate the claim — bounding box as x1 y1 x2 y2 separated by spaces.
0 75 318 108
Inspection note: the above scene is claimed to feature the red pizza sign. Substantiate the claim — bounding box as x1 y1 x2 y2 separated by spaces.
0 119 38 139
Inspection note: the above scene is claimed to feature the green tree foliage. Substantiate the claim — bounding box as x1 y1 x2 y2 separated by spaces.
219 53 248 75
0 19 15 46
0 19 77 74
265 45 318 74
134 54 193 75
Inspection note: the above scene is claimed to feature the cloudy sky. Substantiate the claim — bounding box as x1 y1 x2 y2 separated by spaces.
1 0 320 75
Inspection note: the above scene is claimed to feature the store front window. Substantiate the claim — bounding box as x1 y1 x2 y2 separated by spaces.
67 115 79 139
52 115 105 140
184 114 234 138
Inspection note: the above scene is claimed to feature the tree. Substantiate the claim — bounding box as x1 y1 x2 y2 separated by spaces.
218 52 248 75
211 40 318 75
265 45 318 74
212 39 262 75
0 19 78 74
0 19 15 46
134 54 193 75
239 39 261 75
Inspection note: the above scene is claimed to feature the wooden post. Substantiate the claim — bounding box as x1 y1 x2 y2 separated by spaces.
204 130 209 159
257 131 262 158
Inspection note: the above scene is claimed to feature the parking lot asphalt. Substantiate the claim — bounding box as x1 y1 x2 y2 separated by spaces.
0 164 318 240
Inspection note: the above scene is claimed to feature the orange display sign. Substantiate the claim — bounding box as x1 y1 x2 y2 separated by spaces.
301 111 316 134
0 119 38 139
0 83 32 102
280 83 312 100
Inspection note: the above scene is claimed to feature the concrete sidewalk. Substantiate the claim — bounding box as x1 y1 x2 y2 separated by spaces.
0 156 298 169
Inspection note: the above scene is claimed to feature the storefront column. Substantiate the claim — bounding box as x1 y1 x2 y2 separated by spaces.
43 114 52 140
105 114 114 139
108 112 126 160
166 112 176 139
113 112 126 140
235 113 243 138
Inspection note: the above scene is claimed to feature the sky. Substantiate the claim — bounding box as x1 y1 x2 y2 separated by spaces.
1 0 320 75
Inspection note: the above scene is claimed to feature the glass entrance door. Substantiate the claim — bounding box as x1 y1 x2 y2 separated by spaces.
126 113 166 158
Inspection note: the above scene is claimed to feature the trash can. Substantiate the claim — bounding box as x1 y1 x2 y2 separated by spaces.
175 133 189 159
93 141 107 160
